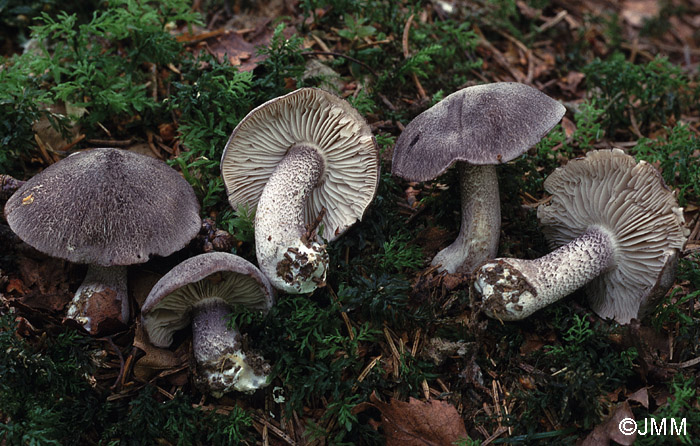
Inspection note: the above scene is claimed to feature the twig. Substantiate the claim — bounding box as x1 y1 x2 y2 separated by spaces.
537 10 568 33
96 121 112 138
104 336 125 391
34 134 58 164
146 131 162 159
628 110 644 139
402 14 427 100
1 175 26 199
86 138 136 147
56 133 86 153
302 51 379 77
383 326 401 379
481 426 508 446
326 283 354 340
377 93 397 111
303 206 327 244
496 30 535 85
351 355 382 392
474 25 525 83
248 412 298 446
668 356 700 368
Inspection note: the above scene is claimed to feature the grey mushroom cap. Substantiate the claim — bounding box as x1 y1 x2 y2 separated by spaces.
392 82 566 182
4 148 201 267
538 149 689 323
220 88 379 241
141 252 275 348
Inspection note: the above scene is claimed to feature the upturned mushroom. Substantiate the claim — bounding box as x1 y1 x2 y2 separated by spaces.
392 82 565 274
475 149 689 324
141 252 275 396
4 148 201 333
221 88 379 293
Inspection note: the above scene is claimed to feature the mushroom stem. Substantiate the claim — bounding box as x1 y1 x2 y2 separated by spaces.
432 163 500 274
66 265 128 332
475 225 616 320
255 144 328 293
191 298 270 396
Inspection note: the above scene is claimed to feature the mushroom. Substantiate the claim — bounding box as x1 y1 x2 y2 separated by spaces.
4 148 201 333
475 149 689 324
141 252 275 396
221 88 379 293
392 82 565 274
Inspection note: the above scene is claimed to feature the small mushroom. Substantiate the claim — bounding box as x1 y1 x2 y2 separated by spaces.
141 252 275 396
392 82 565 274
221 88 379 293
475 149 689 323
4 148 201 333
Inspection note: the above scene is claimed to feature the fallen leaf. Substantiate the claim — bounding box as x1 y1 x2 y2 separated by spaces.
627 387 649 408
133 321 188 381
420 337 471 366
357 391 468 446
16 254 75 312
158 122 177 142
621 0 660 27
558 71 585 95
581 401 636 446
6 277 28 295
206 30 266 72
32 102 82 153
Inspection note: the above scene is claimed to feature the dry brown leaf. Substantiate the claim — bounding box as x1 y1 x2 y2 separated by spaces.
359 391 468 446
206 32 265 72
561 116 577 139
621 0 660 27
558 71 585 95
581 401 636 446
133 321 187 381
627 387 649 408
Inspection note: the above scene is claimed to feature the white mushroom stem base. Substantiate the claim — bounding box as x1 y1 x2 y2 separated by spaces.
432 163 500 274
475 225 616 320
192 299 270 397
255 144 328 294
66 265 128 333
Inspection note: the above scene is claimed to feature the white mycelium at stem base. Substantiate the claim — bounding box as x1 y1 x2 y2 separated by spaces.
192 299 270 397
432 162 500 274
255 144 329 294
66 265 128 331
476 225 616 320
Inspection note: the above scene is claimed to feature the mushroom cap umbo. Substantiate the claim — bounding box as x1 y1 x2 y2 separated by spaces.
221 88 379 241
141 252 275 348
4 148 201 267
392 82 566 182
538 149 689 323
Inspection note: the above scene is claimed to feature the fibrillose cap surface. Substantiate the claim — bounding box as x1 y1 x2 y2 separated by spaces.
4 148 201 266
392 82 566 182
141 252 275 347
221 88 379 241
538 149 689 323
